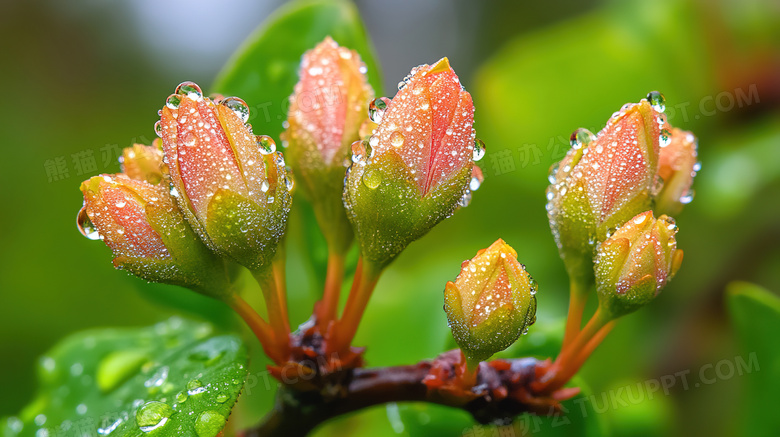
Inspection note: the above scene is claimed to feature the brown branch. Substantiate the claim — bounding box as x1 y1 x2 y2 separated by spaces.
240 351 572 437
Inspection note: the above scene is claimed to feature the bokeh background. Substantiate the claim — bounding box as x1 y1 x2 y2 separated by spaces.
1 0 779 435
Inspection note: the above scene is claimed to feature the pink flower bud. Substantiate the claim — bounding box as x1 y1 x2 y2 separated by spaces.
369 57 476 195
78 174 229 298
594 211 683 318
656 127 699 216
344 59 482 268
285 36 373 165
283 37 374 254
120 141 165 184
158 82 292 271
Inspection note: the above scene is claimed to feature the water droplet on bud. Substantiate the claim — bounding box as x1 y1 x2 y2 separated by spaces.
458 190 472 207
472 139 486 161
351 140 366 163
362 168 382 189
647 91 666 112
77 207 101 240
256 135 276 154
659 129 672 148
175 81 203 101
368 97 391 123
154 120 163 137
389 130 405 148
569 128 595 150
221 97 250 123
165 94 182 110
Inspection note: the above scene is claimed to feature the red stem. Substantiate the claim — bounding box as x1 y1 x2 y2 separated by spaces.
315 251 346 331
230 295 283 364
330 258 380 352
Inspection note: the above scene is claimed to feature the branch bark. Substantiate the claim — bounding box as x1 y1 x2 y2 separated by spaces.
240 353 564 437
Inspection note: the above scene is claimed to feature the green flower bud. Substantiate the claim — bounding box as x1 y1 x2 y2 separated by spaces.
444 239 537 366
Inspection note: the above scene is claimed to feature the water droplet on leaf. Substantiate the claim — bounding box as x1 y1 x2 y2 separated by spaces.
136 401 171 432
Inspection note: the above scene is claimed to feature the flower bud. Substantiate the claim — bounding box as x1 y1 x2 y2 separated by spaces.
655 127 699 216
282 37 374 254
120 141 165 184
158 82 292 271
444 239 537 365
344 58 481 268
547 97 663 282
594 211 683 319
78 174 229 299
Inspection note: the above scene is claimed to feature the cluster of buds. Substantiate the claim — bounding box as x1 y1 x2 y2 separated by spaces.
546 91 697 318
76 37 489 367
79 82 293 284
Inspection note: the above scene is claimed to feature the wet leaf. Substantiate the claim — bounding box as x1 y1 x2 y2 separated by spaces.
0 317 247 437
726 281 780 437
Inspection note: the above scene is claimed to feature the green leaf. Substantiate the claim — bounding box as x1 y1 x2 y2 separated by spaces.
213 0 382 144
1 317 248 437
726 281 780 437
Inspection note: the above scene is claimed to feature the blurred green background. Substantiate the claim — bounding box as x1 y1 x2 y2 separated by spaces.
1 0 779 436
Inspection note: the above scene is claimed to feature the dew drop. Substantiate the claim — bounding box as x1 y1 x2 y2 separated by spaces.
368 97 391 123
215 394 228 403
154 120 163 137
221 97 250 123
362 168 382 189
194 410 226 437
77 207 101 240
175 81 203 101
646 91 666 112
256 135 276 154
472 139 486 162
679 190 695 204
175 391 188 403
458 190 472 207
547 163 560 184
165 94 182 110
469 176 482 191
351 140 366 163
659 129 672 148
389 131 405 148
187 379 206 395
569 128 595 150
136 401 172 432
